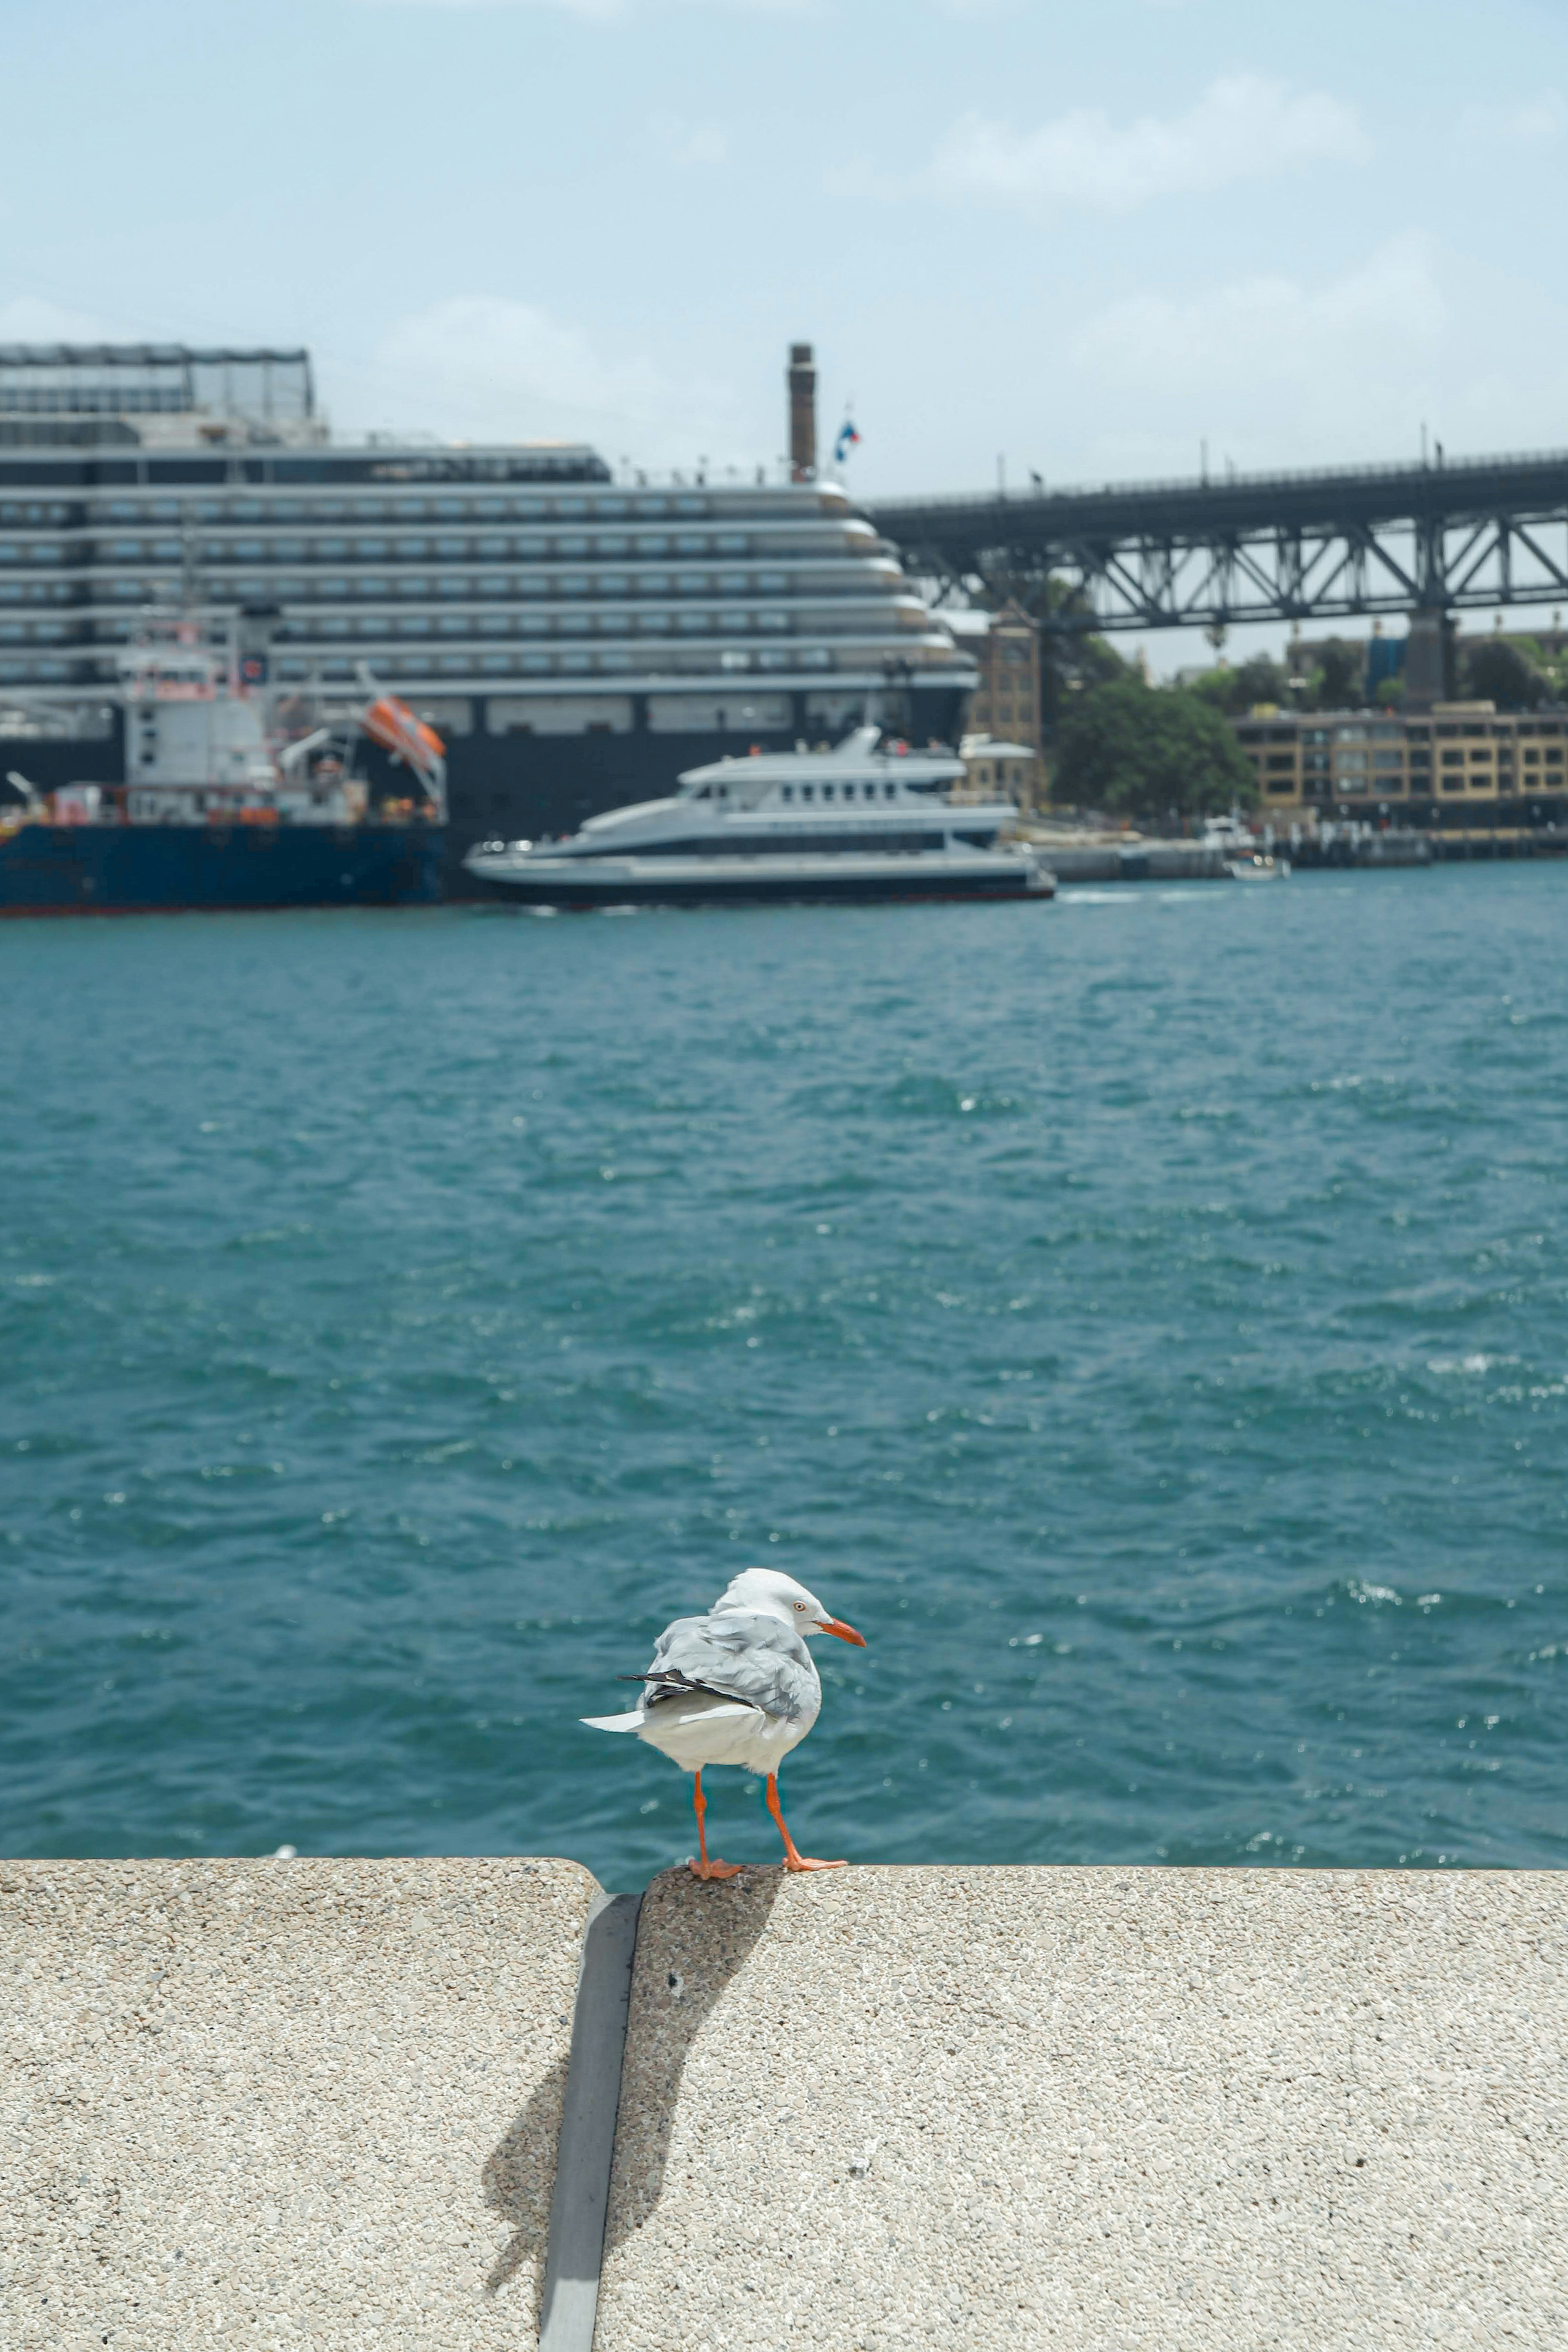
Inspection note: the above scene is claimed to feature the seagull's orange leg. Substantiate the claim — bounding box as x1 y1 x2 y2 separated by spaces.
765 1771 845 1872
687 1767 742 1882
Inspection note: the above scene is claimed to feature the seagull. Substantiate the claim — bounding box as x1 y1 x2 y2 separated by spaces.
582 1567 867 1879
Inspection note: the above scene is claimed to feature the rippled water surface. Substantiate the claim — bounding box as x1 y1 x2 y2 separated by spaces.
3 869 1566 1885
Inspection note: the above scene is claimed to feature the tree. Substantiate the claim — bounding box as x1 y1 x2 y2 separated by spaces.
1304 638 1363 710
1187 653 1289 715
1461 638 1548 710
1051 677 1258 820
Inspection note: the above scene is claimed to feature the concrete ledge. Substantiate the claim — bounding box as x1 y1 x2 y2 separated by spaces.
2 1858 598 2350
598 1866 1568 2351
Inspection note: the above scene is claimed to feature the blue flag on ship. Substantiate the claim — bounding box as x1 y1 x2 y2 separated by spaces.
833 419 862 463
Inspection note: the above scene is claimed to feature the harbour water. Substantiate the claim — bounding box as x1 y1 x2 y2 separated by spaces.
3 869 1565 1888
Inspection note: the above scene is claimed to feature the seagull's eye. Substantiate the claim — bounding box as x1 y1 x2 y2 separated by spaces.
795 1602 807 1610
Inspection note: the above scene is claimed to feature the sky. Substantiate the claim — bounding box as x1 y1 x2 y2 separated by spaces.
6 0 1568 670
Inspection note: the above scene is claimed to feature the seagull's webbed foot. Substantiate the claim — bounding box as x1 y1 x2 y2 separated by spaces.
765 1772 848 1875
781 1853 846 1873
687 1855 744 1882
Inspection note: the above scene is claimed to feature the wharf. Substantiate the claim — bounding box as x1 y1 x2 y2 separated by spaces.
6 1858 1565 2348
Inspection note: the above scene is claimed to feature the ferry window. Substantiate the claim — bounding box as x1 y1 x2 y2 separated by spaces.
884 782 897 798
782 784 793 801
822 782 835 800
863 782 877 800
717 782 728 798
801 783 814 800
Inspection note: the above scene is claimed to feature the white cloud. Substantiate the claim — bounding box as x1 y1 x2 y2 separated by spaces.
0 296 114 342
1069 235 1443 392
367 295 743 466
1461 91 1568 144
933 73 1368 214
649 110 728 166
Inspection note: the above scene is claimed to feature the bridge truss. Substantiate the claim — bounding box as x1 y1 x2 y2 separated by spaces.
864 449 1568 635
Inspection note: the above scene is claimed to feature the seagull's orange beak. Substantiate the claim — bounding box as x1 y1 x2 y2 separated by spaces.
817 1617 866 1647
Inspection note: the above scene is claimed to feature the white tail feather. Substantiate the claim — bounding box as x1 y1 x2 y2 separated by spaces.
581 1710 647 1732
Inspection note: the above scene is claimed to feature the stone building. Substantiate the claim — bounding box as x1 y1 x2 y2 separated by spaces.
947 601 1043 800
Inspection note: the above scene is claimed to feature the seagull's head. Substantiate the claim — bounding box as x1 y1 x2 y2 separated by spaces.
714 1567 866 1646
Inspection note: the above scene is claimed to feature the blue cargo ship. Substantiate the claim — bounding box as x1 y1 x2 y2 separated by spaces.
0 613 445 915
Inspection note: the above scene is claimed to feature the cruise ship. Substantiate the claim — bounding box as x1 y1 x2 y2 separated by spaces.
0 343 978 891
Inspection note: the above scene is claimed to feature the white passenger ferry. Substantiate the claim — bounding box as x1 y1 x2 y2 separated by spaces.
463 725 1054 906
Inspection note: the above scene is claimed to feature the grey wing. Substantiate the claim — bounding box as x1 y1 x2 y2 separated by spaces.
644 1613 817 1722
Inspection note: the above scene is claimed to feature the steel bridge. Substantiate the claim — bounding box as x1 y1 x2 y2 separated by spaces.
864 448 1568 636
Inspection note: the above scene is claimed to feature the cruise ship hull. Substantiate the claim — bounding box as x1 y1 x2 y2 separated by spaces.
466 845 1053 908
0 822 445 915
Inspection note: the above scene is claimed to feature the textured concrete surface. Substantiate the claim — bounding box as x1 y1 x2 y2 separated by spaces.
598 1866 1568 2351
2 1857 597 2350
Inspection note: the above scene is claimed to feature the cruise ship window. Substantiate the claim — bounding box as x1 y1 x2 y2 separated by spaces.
438 578 469 597
642 572 670 592
717 535 747 555
637 536 670 555
276 539 306 560
319 538 347 558
234 501 264 521
718 573 747 592
599 573 629 593
677 572 707 592
559 536 590 556
435 500 465 519
477 538 508 557
676 535 706 555
234 540 265 559
401 577 430 596
562 574 589 593
437 537 466 557
356 539 388 558
396 537 428 558
478 576 508 595
107 539 141 559
321 578 349 596
359 576 389 596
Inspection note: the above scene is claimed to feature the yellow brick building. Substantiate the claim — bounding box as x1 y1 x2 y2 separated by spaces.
1233 701 1568 829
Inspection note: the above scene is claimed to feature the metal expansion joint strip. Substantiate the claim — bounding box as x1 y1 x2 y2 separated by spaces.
537 1889 643 2352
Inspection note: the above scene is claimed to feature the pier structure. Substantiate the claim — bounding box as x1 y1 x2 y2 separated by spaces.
6 1857 1564 2346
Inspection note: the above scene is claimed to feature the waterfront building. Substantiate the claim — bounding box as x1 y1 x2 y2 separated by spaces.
1232 700 1568 831
947 601 1042 800
958 735 1037 804
0 343 976 880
